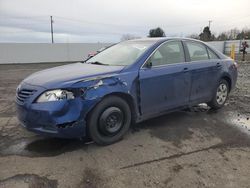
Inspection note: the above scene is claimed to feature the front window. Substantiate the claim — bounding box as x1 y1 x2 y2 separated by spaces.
86 41 155 66
148 41 185 67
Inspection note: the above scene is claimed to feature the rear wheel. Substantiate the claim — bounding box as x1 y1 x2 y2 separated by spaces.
87 96 131 145
208 79 229 109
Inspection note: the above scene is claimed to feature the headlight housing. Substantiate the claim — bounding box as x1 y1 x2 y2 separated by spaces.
36 89 75 103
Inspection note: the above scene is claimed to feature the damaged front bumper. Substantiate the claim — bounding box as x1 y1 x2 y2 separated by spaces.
16 98 87 138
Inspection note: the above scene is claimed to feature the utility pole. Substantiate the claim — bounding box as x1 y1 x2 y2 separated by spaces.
50 16 54 43
208 20 212 30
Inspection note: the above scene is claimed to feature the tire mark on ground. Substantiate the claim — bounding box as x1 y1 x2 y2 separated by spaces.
120 142 236 169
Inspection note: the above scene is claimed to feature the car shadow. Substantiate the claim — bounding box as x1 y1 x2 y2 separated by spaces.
0 135 93 157
131 108 215 146
25 110 202 157
132 106 250 148
24 137 92 157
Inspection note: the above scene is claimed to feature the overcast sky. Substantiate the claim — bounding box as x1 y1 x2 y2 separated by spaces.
0 0 249 43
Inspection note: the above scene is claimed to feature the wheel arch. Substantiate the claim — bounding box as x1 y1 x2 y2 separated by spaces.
86 92 138 124
221 75 232 92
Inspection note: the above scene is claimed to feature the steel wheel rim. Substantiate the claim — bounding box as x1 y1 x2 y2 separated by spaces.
99 107 124 136
216 83 228 105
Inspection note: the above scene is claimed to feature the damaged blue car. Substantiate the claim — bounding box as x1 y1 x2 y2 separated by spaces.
16 38 237 145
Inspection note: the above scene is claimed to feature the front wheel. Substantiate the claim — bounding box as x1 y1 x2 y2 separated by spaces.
208 79 229 110
87 96 131 145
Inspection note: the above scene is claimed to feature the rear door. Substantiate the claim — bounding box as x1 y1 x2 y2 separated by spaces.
139 40 191 115
183 40 222 103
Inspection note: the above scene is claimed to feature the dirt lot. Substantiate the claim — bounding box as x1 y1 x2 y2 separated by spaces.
0 62 250 188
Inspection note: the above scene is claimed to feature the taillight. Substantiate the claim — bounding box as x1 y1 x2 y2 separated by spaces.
233 62 238 69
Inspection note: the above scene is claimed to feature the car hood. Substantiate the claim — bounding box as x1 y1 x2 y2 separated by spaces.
23 62 124 88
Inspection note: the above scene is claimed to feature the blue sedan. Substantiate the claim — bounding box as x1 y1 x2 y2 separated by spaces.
16 38 238 145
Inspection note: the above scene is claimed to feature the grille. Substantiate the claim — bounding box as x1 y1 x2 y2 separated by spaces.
16 89 36 103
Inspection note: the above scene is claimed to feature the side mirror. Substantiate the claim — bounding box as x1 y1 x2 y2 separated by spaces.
146 61 152 68
88 54 94 58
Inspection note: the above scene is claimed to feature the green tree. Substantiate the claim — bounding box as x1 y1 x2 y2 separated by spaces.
148 27 166 37
199 26 212 41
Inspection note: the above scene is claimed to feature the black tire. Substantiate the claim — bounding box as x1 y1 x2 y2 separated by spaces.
208 79 229 110
87 96 131 145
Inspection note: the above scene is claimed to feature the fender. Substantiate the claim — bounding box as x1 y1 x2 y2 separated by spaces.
71 74 140 122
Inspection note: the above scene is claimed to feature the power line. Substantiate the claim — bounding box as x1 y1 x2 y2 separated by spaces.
1 14 249 34
54 16 146 29
1 14 250 42
54 16 207 29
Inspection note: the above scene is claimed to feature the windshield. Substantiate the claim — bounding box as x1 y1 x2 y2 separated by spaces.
86 41 155 66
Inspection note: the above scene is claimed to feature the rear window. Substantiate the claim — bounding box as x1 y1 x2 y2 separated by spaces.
207 48 219 59
186 41 209 61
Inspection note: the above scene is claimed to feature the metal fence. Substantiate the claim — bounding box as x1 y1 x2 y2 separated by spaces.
208 40 250 61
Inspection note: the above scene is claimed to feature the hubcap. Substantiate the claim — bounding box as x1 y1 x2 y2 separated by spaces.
216 83 228 105
99 107 124 136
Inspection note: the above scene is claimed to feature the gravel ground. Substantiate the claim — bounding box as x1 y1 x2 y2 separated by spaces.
0 62 250 188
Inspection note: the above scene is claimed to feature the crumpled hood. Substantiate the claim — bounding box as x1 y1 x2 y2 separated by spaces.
23 62 124 88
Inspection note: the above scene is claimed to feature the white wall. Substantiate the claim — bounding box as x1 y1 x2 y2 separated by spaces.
207 41 225 52
1 40 249 64
0 43 112 64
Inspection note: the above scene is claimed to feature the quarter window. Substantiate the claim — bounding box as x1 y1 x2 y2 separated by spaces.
148 41 185 67
186 42 209 61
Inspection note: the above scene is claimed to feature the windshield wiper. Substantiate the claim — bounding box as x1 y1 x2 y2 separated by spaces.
89 61 108 65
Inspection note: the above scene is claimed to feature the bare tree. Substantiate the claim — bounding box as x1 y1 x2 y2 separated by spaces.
217 32 228 41
120 34 140 41
187 33 199 39
227 28 240 40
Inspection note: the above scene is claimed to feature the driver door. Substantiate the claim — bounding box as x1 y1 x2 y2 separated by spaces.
139 40 191 115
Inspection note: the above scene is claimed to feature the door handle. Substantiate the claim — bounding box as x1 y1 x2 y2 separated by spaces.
183 67 189 72
216 63 222 68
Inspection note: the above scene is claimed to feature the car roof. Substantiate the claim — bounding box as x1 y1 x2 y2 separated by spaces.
128 37 201 43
